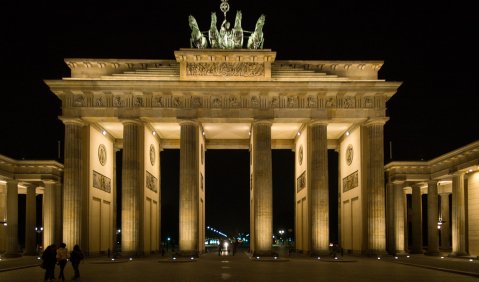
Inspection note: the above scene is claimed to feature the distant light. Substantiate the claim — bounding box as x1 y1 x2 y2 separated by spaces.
317 257 321 260
202 131 205 136
190 257 194 260
334 257 338 260
102 130 107 135
37 257 41 260
377 257 381 260
469 259 473 262
153 131 156 136
173 257 176 260
297 132 300 136
129 258 132 261
346 131 350 136
3 223 6 226
394 257 398 259
111 258 115 261
441 257 444 259
274 257 278 260
256 256 260 259
406 255 410 258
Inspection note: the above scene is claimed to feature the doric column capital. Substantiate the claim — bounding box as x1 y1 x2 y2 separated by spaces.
252 119 273 127
59 117 87 126
178 119 199 127
427 180 438 186
308 119 328 127
120 119 143 126
391 175 407 184
364 117 389 126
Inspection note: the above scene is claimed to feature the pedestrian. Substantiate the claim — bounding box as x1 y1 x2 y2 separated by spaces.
41 244 57 281
218 241 222 256
70 244 84 280
56 242 70 281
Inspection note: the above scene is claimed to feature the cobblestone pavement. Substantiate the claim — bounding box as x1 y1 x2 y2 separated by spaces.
1 250 477 282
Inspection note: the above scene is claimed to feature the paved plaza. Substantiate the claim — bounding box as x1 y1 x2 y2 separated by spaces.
1 249 477 282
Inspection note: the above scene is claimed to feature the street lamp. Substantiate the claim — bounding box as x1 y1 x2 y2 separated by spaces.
278 230 285 245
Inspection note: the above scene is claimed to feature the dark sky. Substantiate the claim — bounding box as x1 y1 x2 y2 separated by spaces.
1 1 476 242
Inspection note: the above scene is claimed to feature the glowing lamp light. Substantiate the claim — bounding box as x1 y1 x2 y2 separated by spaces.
102 130 107 135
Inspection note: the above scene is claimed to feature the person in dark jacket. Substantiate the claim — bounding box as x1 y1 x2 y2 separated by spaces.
56 242 69 281
70 244 84 280
41 244 57 281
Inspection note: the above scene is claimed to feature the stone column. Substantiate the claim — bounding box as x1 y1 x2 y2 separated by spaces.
251 120 273 256
179 120 200 257
24 183 37 255
62 119 86 249
363 119 387 254
452 173 467 256
121 120 144 256
4 180 20 257
308 121 329 255
403 190 409 251
426 180 439 255
386 181 394 254
440 193 451 249
393 179 406 254
54 182 63 245
410 184 423 253
43 182 56 248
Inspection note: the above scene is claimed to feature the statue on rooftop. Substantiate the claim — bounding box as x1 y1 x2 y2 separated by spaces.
247 14 265 49
189 0 265 49
189 15 208 49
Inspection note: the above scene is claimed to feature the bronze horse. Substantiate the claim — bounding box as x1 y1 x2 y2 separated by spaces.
247 14 265 49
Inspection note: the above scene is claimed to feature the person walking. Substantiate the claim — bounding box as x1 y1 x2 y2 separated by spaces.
56 242 70 281
70 244 84 280
41 244 57 281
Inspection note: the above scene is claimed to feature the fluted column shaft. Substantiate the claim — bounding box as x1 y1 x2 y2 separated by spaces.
122 121 143 255
251 121 273 256
179 121 199 256
364 120 387 254
54 182 63 245
63 121 85 249
24 183 37 255
452 173 467 256
440 193 451 249
43 182 56 248
5 180 20 257
426 181 439 255
393 181 406 253
308 122 329 254
411 184 423 253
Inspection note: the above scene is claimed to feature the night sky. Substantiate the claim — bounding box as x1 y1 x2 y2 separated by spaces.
1 1 476 243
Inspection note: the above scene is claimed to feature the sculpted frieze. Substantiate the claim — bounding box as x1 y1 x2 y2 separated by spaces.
211 97 222 108
134 96 144 107
192 96 203 108
228 96 240 107
343 97 355 108
113 96 124 107
73 95 85 107
186 62 264 77
95 96 105 107
307 96 317 107
65 93 384 110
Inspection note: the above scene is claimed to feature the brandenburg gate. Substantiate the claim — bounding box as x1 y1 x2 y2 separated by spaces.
44 47 400 257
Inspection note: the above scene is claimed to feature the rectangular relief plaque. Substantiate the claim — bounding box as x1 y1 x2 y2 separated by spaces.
342 170 359 193
297 171 306 193
93 170 111 193
146 170 158 192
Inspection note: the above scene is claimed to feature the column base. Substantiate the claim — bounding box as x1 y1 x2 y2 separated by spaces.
408 248 424 254
424 250 440 256
252 250 278 258
449 252 469 257
2 252 22 258
176 250 199 258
